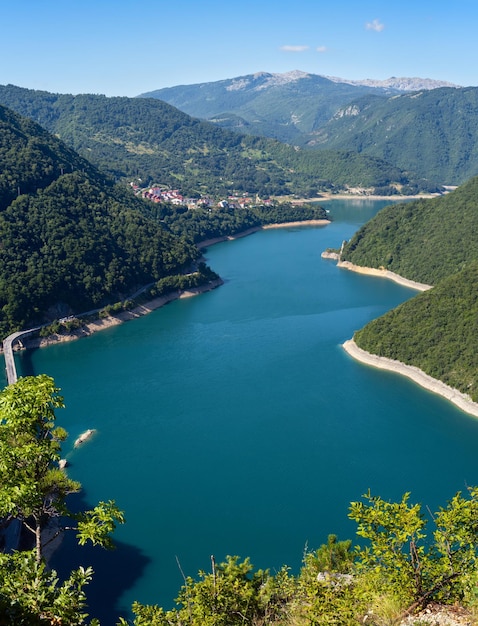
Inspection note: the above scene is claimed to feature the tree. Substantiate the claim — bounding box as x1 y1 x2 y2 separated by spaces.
348 489 478 615
0 374 124 623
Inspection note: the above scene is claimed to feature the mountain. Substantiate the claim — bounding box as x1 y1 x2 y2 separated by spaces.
0 103 199 337
339 176 478 401
139 72 478 185
309 87 478 185
138 70 401 144
0 84 433 197
325 75 460 91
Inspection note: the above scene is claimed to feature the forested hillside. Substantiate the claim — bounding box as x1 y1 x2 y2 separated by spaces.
0 104 101 210
138 74 478 186
354 262 478 403
341 177 478 284
338 177 478 403
0 104 201 336
311 87 478 184
0 84 434 196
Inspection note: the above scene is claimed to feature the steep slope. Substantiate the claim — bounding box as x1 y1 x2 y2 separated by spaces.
0 104 199 337
0 84 430 196
311 87 478 184
341 177 478 284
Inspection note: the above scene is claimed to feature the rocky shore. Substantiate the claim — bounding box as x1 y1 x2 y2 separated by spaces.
343 339 478 418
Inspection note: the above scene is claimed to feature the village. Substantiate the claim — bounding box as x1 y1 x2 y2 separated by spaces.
130 182 275 210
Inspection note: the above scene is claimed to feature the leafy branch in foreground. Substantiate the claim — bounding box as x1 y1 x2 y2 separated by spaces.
0 375 124 624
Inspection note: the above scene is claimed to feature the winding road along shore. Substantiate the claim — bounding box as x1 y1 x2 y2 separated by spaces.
343 339 478 418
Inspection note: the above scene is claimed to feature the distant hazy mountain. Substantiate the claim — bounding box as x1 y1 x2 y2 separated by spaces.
138 71 458 144
138 71 400 143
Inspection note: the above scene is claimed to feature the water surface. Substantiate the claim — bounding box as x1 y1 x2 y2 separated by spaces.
15 199 478 623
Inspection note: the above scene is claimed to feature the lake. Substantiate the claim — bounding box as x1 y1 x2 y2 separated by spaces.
14 199 478 624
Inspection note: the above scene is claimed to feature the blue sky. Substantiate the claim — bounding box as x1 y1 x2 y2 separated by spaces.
1 0 477 96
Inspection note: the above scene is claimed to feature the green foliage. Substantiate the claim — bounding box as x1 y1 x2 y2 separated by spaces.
119 556 294 626
0 551 98 625
0 375 124 624
349 488 478 610
123 489 478 625
354 262 478 401
76 500 125 550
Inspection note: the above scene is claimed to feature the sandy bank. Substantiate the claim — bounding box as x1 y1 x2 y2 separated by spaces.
343 339 478 418
197 220 330 249
336 260 433 291
291 193 439 204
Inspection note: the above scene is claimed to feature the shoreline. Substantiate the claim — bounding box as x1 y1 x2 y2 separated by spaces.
336 260 433 291
343 339 478 418
18 278 224 351
197 219 330 249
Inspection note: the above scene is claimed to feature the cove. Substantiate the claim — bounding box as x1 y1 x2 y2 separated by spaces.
14 199 478 624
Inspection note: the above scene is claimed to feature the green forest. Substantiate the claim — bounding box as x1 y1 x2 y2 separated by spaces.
339 177 478 403
311 87 478 185
342 176 478 284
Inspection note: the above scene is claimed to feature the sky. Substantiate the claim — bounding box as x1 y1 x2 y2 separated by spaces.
1 0 477 97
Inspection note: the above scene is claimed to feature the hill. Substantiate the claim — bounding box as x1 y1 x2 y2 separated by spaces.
311 87 478 185
341 177 478 284
338 177 478 402
0 104 200 337
0 84 434 197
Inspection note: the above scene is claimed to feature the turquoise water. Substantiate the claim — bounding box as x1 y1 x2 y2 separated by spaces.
14 199 478 623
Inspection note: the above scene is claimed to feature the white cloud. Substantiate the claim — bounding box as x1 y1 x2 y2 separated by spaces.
365 18 385 32
280 45 310 52
316 46 327 53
